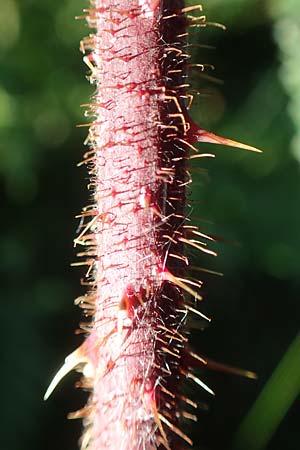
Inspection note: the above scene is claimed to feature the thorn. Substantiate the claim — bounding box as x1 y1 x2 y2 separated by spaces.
176 137 199 153
190 264 224 277
169 252 189 265
176 276 202 290
162 270 203 301
157 324 188 343
181 411 198 422
43 347 87 401
203 357 258 379
187 350 207 366
189 153 215 159
161 346 181 359
68 405 92 420
152 401 171 450
74 214 98 247
188 228 215 242
179 236 217 257
185 304 211 322
181 369 215 396
177 394 198 409
205 21 226 30
181 5 203 14
191 128 262 153
158 413 193 446
160 385 176 399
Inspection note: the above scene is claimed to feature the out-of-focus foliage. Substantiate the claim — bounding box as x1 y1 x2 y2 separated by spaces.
0 1 299 450
269 0 300 161
233 334 300 450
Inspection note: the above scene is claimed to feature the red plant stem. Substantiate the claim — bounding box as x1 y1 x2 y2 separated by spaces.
76 2 197 449
44 2 260 449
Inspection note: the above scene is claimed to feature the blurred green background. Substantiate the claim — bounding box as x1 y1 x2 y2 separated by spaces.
0 0 299 449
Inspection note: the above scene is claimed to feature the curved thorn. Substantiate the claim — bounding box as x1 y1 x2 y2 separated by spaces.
44 347 86 401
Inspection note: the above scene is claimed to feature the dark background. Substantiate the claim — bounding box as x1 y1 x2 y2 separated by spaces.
0 0 299 449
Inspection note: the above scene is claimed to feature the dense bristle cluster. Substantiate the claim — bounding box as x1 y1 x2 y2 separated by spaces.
44 1 259 449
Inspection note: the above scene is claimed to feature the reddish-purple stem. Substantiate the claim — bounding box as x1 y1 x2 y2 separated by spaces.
44 2 259 449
